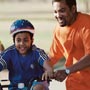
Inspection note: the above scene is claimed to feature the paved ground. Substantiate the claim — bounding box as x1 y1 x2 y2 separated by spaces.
49 80 66 90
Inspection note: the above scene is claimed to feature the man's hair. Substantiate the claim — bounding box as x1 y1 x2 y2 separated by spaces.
52 0 76 9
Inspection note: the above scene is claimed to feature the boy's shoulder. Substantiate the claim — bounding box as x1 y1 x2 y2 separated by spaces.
32 44 48 56
32 45 45 52
32 45 49 60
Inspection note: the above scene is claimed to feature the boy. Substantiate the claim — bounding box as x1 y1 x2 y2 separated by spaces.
0 19 53 90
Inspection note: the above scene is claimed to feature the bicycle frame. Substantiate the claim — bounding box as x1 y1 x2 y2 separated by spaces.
0 80 9 90
0 79 51 90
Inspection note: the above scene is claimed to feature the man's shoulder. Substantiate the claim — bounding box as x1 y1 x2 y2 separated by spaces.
77 12 90 26
79 12 90 19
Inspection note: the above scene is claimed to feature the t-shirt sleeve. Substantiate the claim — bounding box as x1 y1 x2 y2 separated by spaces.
48 26 63 65
81 28 90 55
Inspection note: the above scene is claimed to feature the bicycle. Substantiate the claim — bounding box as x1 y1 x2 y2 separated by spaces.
0 77 52 90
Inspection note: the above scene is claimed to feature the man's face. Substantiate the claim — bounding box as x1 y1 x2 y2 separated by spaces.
53 1 75 27
15 32 33 56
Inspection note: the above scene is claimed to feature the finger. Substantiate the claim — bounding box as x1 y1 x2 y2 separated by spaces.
42 73 48 81
42 73 45 80
45 73 48 81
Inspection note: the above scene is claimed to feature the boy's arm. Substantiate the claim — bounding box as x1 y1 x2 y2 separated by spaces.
42 60 54 80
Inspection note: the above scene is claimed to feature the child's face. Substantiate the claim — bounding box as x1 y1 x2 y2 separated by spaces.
14 32 33 56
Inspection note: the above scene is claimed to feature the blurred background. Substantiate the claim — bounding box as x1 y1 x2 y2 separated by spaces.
0 0 90 51
0 0 90 90
0 0 90 71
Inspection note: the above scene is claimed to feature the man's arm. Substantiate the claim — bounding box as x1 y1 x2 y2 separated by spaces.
54 54 90 82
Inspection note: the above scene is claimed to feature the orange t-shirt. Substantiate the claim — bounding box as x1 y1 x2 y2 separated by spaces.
49 12 90 90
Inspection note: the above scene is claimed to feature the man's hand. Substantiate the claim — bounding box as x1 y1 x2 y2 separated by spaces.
54 69 68 82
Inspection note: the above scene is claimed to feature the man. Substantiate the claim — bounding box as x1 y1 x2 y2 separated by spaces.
48 0 90 90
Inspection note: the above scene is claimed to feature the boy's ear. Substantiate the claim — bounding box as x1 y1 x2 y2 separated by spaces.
31 38 34 44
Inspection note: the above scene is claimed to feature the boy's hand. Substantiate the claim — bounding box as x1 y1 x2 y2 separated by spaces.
42 69 54 81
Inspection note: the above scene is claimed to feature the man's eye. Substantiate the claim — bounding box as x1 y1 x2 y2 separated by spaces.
60 8 66 13
54 11 57 13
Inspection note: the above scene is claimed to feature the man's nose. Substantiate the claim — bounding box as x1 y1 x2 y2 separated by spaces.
56 12 63 18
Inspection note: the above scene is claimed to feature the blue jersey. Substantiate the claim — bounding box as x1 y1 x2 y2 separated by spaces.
0 45 49 85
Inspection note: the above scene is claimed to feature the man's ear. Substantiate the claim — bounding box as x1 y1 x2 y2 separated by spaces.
71 5 77 13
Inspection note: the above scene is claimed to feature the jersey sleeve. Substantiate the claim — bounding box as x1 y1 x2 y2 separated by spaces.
0 54 7 71
37 49 49 66
0 50 11 71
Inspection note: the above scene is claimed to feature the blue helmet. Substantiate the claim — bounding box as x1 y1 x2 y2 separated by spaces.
10 19 35 36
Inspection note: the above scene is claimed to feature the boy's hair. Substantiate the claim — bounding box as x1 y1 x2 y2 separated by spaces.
13 31 33 42
10 19 35 39
52 0 76 9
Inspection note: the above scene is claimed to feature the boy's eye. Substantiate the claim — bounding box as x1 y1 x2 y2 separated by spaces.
17 39 21 43
24 39 29 42
15 38 30 43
